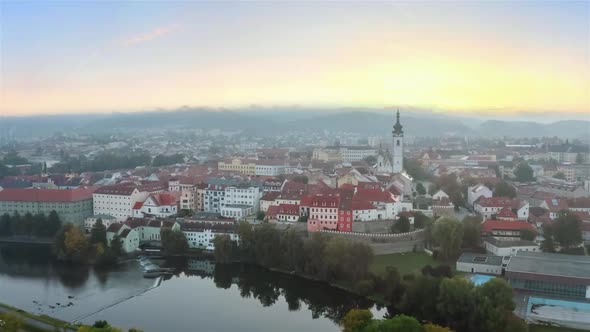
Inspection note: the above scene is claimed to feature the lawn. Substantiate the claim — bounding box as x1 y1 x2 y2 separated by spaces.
370 252 436 277
529 325 588 332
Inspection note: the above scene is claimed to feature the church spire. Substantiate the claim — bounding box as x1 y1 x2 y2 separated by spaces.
393 109 403 135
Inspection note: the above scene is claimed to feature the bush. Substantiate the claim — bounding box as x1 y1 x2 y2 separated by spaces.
355 279 375 296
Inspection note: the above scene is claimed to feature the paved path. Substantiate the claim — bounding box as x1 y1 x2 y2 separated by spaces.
0 305 76 332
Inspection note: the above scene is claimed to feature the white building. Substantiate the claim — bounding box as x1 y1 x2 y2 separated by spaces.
468 184 493 208
93 183 166 221
203 185 226 213
432 189 450 201
132 192 179 219
106 223 140 253
339 147 377 162
84 214 117 232
220 204 254 219
255 161 286 176
484 238 540 257
474 197 529 220
456 252 504 276
392 110 404 173
181 222 239 249
224 186 260 212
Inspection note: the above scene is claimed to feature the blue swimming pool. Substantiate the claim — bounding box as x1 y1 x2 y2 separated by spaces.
470 274 495 286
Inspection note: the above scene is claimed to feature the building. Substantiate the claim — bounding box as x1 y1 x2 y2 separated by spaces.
203 185 226 213
456 253 504 275
432 190 449 201
474 197 529 220
307 194 340 232
106 223 140 253
220 204 254 219
484 238 540 256
481 219 536 239
84 214 117 232
255 160 287 176
181 221 239 249
266 203 300 223
539 198 569 220
132 192 179 219
547 143 590 164
217 158 256 175
224 186 260 212
506 251 590 299
93 182 166 221
468 184 493 208
0 187 95 225
392 110 404 173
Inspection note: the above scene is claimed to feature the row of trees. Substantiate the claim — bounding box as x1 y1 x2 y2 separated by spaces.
0 211 62 238
215 223 375 287
342 311 450 332
0 151 43 177
54 220 123 264
354 268 528 332
77 320 143 332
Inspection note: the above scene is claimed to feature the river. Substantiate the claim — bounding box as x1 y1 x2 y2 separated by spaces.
0 245 381 332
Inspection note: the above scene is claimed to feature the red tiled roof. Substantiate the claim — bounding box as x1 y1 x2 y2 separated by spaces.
476 197 515 208
149 193 179 206
106 223 124 233
496 207 517 219
543 198 568 212
568 198 590 209
277 204 300 216
261 192 281 201
95 183 138 195
0 187 96 202
387 184 402 196
573 211 590 221
351 200 375 211
355 188 395 203
481 219 535 233
266 205 280 217
310 194 340 207
299 195 313 207
133 202 143 210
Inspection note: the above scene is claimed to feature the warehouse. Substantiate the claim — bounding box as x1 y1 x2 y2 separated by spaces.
506 251 590 299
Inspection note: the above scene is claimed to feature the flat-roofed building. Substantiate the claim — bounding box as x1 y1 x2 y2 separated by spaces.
506 251 590 299
456 252 505 275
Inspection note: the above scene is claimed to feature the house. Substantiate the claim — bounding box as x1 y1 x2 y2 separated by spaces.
106 223 140 253
495 207 518 221
474 197 529 220
484 237 540 256
432 197 455 218
456 253 504 276
260 192 280 212
432 190 449 201
132 192 179 218
266 203 300 223
181 221 239 249
351 199 379 221
84 214 117 232
567 198 590 214
539 198 569 220
307 194 341 232
467 184 493 208
93 182 166 221
481 219 536 239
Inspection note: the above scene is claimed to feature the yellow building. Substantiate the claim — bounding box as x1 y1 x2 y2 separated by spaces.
218 158 256 175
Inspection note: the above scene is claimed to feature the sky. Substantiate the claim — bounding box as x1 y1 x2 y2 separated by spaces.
0 1 589 117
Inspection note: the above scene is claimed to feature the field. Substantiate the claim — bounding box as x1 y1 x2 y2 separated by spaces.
529 325 588 332
369 252 436 277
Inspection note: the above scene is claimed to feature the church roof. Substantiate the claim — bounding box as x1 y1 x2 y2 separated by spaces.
393 110 404 135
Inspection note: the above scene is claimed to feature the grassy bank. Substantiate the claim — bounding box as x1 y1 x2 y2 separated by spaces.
530 325 588 332
369 252 436 277
0 302 74 331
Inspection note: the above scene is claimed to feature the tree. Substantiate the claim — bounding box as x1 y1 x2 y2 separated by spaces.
393 216 410 233
160 228 189 255
256 211 265 221
341 309 373 332
540 224 556 253
432 217 464 260
55 224 89 262
110 234 124 257
437 277 476 332
504 313 529 332
280 228 305 272
520 228 536 241
365 315 423 332
424 324 452 332
477 278 515 311
514 162 535 182
416 182 426 195
462 215 482 248
0 213 12 236
552 210 582 249
363 155 377 166
212 234 235 263
493 181 516 198
237 221 255 261
253 223 282 268
47 210 62 236
553 172 567 180
413 212 430 229
90 219 107 245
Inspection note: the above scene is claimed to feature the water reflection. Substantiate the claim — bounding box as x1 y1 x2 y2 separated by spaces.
1 246 378 330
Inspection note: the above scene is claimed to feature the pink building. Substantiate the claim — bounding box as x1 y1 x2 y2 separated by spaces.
307 194 341 232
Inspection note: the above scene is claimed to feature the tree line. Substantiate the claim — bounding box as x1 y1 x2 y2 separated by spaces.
54 219 123 265
342 311 450 332
0 210 62 238
213 222 374 288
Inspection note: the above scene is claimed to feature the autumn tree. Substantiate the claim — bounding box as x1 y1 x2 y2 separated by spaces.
340 309 373 332
432 217 464 260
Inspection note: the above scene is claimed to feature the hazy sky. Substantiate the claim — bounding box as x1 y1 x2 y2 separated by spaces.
1 1 589 116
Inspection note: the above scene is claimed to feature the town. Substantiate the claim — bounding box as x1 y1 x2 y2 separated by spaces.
0 109 589 332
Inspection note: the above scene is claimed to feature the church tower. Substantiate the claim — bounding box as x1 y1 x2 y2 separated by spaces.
392 110 404 173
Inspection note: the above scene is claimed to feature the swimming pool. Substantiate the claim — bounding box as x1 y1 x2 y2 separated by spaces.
470 274 495 286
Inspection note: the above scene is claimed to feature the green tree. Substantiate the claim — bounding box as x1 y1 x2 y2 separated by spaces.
47 210 62 236
553 172 567 180
341 309 373 332
520 228 536 241
552 210 582 249
365 315 423 332
393 216 410 233
504 313 529 332
363 155 378 166
280 228 305 272
413 211 430 229
540 224 556 253
437 277 475 332
256 211 265 220
399 275 441 323
0 312 23 332
416 182 426 195
253 223 282 267
432 217 464 260
424 323 452 332
90 219 107 245
493 181 516 198
477 278 515 311
0 213 12 236
110 234 124 257
160 229 189 255
212 234 235 263
237 221 255 261
514 162 535 182
462 215 482 248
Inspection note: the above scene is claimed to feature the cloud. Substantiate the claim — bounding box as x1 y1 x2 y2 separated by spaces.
120 24 181 46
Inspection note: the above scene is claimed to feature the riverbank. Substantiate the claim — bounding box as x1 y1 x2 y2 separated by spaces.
0 302 76 332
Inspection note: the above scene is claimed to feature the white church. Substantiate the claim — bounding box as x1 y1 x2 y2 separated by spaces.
376 110 405 174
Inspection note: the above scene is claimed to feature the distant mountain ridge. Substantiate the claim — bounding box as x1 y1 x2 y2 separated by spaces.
0 109 588 139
